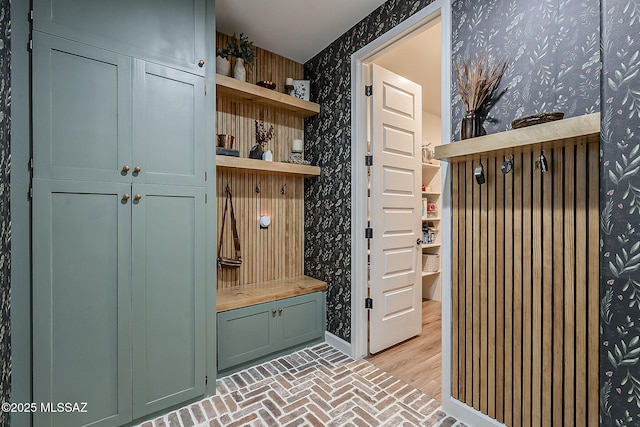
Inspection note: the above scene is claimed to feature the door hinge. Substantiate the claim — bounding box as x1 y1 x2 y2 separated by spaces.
29 9 34 22
205 375 208 385
28 37 33 51
29 157 34 171
204 84 207 96
365 227 373 239
28 186 33 200
205 171 208 182
365 298 373 309
365 85 373 97
205 193 208 204
365 155 373 166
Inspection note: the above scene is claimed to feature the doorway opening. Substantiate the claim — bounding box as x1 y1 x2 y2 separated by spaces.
350 0 453 405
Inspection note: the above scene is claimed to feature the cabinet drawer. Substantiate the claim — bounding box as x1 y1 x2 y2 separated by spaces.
217 303 276 371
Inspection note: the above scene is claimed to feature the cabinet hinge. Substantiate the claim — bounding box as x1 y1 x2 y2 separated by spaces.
204 84 207 96
29 9 34 22
365 155 373 166
204 171 208 182
28 186 33 200
29 157 34 171
365 227 373 239
205 375 208 385
365 298 373 309
205 193 208 204
365 85 373 97
28 37 33 51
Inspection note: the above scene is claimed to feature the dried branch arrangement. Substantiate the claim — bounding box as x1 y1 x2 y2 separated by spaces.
255 117 274 148
454 53 508 113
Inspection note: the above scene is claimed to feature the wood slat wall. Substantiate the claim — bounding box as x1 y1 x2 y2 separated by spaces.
216 33 307 289
450 141 599 426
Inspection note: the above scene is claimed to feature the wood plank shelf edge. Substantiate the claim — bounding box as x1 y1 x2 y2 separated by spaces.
216 74 320 118
216 155 321 177
435 113 600 162
216 275 328 312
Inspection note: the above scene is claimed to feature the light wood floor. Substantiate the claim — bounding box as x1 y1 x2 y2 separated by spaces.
367 299 442 400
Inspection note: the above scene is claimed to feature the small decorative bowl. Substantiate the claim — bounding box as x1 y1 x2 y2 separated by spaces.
256 80 277 90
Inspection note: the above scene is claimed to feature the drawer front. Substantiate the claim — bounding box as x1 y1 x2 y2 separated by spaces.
217 302 276 371
278 293 325 349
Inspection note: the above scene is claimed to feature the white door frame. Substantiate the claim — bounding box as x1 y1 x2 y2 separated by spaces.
350 2 500 425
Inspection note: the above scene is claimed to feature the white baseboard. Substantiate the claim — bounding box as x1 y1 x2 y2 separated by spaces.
324 331 353 357
442 395 504 427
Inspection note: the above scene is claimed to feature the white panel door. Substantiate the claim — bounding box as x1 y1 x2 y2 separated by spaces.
369 64 422 354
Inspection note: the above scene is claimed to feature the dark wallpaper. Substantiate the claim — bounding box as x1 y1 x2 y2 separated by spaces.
600 0 640 425
304 0 435 343
0 0 9 424
451 0 600 139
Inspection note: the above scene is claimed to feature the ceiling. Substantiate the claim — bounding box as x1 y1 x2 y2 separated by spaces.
216 1 442 117
215 0 387 63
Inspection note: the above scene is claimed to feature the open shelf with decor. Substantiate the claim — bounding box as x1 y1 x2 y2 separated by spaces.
215 155 320 177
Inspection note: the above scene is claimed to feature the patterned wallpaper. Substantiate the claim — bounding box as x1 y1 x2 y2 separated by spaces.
0 0 10 424
304 0 435 342
600 0 640 425
451 0 600 139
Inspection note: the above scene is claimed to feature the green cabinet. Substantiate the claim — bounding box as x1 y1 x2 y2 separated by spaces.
217 293 325 372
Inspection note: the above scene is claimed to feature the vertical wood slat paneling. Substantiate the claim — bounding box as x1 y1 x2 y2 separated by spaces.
452 162 459 400
450 142 599 427
215 33 307 289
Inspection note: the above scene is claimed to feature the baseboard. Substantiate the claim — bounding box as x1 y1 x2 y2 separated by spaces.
442 395 504 427
324 331 353 357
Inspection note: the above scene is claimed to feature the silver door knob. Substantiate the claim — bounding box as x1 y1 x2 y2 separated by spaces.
417 238 423 245
278 308 283 316
198 59 205 67
272 309 277 316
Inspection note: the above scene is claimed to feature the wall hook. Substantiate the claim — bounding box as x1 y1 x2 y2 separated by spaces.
225 183 230 193
501 154 514 174
474 161 486 185
255 183 261 194
536 150 549 173
280 184 287 195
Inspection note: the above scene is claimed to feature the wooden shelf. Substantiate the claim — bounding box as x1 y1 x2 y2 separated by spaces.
216 155 321 177
422 271 440 278
422 243 441 249
422 217 441 221
216 74 320 118
422 192 441 196
216 275 328 312
435 112 600 162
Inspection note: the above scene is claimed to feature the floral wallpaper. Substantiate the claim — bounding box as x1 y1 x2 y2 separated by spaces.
451 0 600 139
600 0 640 425
0 0 9 424
304 0 435 343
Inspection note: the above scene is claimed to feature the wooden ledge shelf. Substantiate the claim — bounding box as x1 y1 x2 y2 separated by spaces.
216 155 321 177
216 275 327 312
435 112 600 162
216 74 320 118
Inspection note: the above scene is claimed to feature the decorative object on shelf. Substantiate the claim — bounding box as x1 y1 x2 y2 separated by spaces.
250 116 275 160
217 134 235 149
292 80 310 101
285 138 310 165
216 47 232 76
535 150 549 172
285 77 294 95
262 149 273 162
225 33 256 82
422 254 440 272
292 139 303 153
474 162 486 184
216 147 240 157
256 80 276 90
218 186 242 269
454 53 508 140
422 142 434 163
501 154 514 174
511 112 564 129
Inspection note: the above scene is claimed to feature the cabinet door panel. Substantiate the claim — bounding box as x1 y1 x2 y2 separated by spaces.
278 293 325 349
32 179 132 427
33 0 205 75
131 184 206 418
32 32 132 183
134 62 205 187
217 303 277 372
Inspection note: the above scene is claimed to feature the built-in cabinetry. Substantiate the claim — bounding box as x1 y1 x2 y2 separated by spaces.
215 33 326 374
30 2 214 426
421 160 442 300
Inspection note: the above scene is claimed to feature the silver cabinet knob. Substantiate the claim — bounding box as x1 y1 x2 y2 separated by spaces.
417 238 423 245
198 60 205 67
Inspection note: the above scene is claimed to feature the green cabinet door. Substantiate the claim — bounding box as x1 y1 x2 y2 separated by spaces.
278 292 325 349
33 0 206 76
32 32 132 183
32 179 133 427
131 184 207 418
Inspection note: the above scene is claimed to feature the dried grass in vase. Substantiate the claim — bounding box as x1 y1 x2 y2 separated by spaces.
454 53 508 113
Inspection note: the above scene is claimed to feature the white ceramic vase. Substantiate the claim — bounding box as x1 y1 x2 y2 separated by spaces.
262 149 273 162
233 58 246 81
216 56 231 76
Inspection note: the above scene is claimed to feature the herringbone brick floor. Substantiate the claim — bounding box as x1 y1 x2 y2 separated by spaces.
136 344 464 427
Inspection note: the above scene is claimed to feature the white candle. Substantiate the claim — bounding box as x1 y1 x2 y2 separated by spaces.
292 139 303 152
285 77 294 86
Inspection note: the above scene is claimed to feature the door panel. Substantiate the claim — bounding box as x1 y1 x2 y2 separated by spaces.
217 303 277 372
131 184 206 418
32 32 132 183
32 179 132 427
369 64 422 354
278 293 324 349
33 0 205 75
134 61 205 187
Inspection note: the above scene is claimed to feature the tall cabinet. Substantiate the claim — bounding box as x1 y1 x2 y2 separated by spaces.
30 1 215 426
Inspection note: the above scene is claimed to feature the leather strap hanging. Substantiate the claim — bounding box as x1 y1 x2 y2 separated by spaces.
217 187 242 268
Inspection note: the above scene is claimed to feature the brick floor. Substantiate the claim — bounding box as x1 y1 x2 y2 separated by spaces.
135 344 463 427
